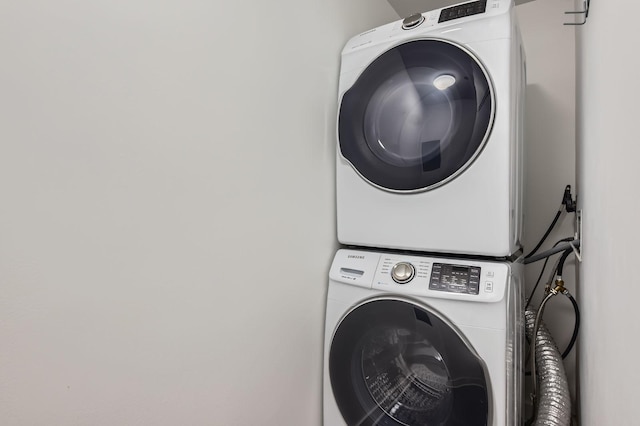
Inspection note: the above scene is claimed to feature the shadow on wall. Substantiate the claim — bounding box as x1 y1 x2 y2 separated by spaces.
522 82 578 423
524 83 573 168
523 81 578 315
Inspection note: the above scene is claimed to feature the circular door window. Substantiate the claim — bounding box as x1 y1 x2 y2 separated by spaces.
339 40 494 192
329 299 489 425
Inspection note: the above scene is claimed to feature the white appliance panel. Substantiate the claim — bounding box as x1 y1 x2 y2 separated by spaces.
336 0 524 257
324 248 523 426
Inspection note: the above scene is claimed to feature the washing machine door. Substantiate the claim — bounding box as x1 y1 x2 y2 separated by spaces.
329 299 489 426
339 40 494 192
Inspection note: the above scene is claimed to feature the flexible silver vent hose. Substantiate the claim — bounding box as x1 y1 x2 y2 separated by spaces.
525 307 571 426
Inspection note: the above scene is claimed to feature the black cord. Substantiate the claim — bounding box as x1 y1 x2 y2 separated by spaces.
557 248 573 276
524 240 579 265
524 291 580 378
524 242 578 376
554 246 579 359
525 209 562 259
524 237 574 311
561 292 580 359
524 184 577 260
524 256 550 312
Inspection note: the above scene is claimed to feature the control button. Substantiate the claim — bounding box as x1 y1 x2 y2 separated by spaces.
485 281 494 293
402 13 425 30
439 0 487 23
392 262 416 284
487 271 495 278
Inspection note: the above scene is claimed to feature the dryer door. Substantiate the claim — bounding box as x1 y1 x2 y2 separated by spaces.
339 40 494 192
329 299 489 426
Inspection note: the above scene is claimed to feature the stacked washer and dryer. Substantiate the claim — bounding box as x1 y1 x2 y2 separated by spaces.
324 1 526 425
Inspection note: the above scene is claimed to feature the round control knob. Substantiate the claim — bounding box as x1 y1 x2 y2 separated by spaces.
402 13 425 30
391 262 416 284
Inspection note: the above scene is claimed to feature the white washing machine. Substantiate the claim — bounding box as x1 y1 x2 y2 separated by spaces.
323 249 523 425
336 0 525 257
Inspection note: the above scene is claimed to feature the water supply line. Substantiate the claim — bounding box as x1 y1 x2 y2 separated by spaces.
522 185 579 425
524 240 580 265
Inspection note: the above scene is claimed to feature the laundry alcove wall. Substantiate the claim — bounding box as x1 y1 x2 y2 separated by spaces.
0 0 579 424
0 1 397 424
515 0 578 406
577 0 640 423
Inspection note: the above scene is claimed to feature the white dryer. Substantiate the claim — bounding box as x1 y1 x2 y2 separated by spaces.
336 0 525 257
323 249 523 425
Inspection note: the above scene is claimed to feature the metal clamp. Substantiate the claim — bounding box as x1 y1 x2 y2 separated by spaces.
573 210 583 262
564 0 590 26
569 241 582 263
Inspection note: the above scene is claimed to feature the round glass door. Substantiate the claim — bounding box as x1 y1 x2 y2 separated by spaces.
329 299 489 426
339 39 494 192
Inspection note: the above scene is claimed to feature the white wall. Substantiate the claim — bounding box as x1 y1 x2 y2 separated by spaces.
0 1 397 424
577 1 640 423
0 0 590 423
516 0 577 412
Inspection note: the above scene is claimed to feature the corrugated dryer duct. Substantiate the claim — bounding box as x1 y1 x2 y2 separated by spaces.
525 308 571 426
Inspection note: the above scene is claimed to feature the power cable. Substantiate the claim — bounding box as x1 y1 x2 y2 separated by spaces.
524 237 574 311
524 185 577 259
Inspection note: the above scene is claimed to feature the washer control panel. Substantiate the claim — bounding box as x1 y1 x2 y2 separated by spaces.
329 249 511 303
430 263 481 295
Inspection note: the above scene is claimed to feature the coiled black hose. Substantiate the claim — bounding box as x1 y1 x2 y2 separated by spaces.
561 292 580 359
556 248 573 277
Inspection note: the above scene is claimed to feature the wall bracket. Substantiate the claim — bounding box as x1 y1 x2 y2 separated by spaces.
573 210 583 262
564 0 590 25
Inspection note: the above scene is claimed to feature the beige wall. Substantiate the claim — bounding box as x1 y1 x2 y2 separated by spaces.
516 0 578 415
0 0 589 423
0 1 396 424
577 0 640 423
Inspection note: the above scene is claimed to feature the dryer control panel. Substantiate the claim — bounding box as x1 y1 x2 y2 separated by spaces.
439 0 487 23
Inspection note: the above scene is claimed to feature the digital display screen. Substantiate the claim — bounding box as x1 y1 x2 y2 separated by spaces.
430 263 481 295
451 265 469 274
